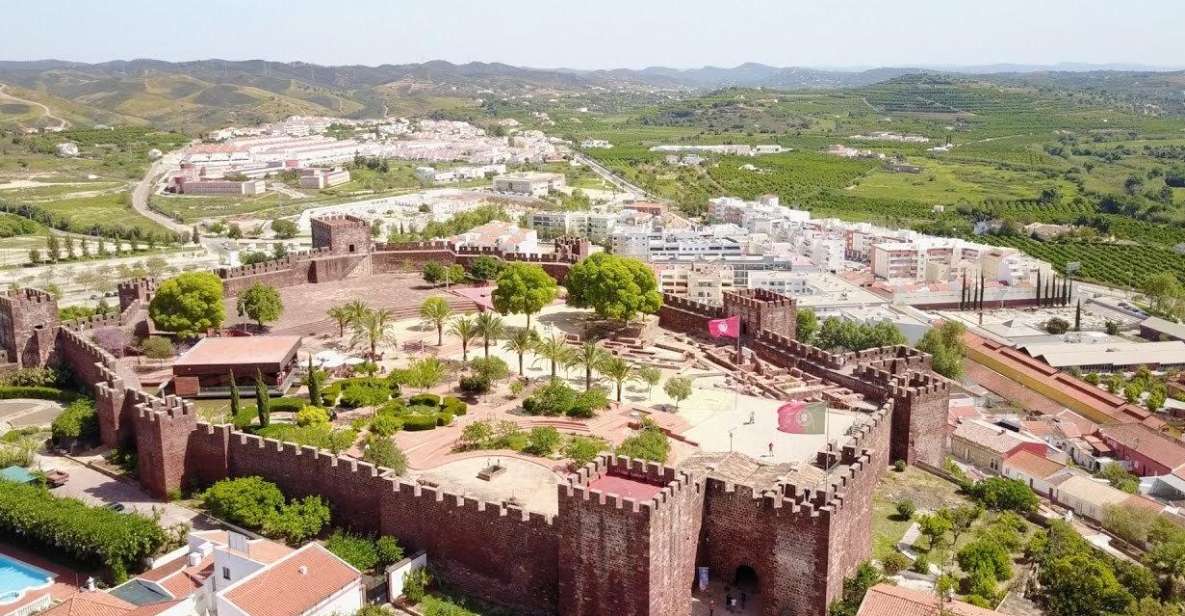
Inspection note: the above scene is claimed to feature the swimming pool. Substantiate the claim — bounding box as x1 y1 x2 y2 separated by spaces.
0 555 54 605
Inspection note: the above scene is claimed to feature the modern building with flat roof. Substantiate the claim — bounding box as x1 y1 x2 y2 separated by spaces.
172 335 302 397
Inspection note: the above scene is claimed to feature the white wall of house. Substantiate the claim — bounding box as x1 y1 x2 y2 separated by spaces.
386 552 428 600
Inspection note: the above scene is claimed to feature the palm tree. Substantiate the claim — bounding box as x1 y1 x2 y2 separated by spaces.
597 355 637 403
351 308 397 358
474 312 505 360
532 333 574 379
327 305 352 338
343 300 369 325
502 328 539 376
448 316 479 363
572 341 608 392
419 297 452 346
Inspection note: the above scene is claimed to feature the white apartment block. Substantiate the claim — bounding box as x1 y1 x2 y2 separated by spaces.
298 168 351 189
493 172 567 197
653 262 736 304
532 211 620 242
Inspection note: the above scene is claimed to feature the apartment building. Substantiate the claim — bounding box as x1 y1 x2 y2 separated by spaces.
174 177 266 196
532 211 621 242
298 168 351 189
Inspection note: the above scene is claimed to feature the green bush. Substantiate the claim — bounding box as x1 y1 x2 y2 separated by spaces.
253 424 358 453
0 367 61 388
408 393 441 407
403 567 432 605
261 496 331 544
370 414 403 437
522 380 609 418
881 551 910 575
615 421 670 463
376 536 404 569
563 436 607 466
51 398 98 443
296 406 331 427
363 436 407 474
458 375 491 394
378 399 406 415
326 530 380 571
436 412 454 427
339 380 391 409
268 397 306 413
0 481 166 582
911 553 930 574
469 356 509 381
202 477 285 528
401 414 439 431
441 396 467 416
525 426 562 456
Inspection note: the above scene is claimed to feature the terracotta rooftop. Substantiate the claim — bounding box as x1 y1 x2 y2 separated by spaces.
1003 450 1065 479
191 530 293 564
951 420 1032 455
221 544 359 616
1100 423 1185 471
856 584 1002 616
173 336 302 367
40 593 135 616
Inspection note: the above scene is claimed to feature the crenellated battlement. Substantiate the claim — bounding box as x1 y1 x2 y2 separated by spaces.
0 287 55 308
560 454 702 517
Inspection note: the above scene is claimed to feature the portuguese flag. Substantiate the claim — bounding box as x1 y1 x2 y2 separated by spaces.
777 401 826 434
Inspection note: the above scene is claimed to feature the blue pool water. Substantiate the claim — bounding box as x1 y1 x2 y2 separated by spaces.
0 555 54 604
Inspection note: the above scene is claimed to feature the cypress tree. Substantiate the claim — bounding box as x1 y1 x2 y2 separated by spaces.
255 369 270 428
1035 270 1042 306
229 371 240 420
307 356 322 407
1075 300 1082 331
960 273 967 310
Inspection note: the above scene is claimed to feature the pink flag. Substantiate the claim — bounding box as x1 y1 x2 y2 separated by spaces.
708 315 740 339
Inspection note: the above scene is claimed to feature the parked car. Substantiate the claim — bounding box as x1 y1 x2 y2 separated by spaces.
104 502 125 512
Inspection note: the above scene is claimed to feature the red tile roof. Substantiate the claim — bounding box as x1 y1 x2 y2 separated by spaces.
857 584 1001 616
40 594 135 616
222 544 359 616
1003 450 1065 479
951 421 1030 455
1100 423 1185 471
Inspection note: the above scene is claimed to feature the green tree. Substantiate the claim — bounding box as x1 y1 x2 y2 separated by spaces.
467 255 504 282
363 435 407 474
1046 317 1071 335
149 272 225 338
533 333 575 379
663 376 693 409
406 357 446 391
326 306 353 338
916 321 967 379
572 341 607 392
815 317 905 352
1098 463 1140 494
236 283 283 329
524 426 562 456
202 477 284 528
447 315 479 363
492 263 558 327
306 357 322 407
1042 553 1134 616
564 253 662 321
255 369 271 428
637 366 662 399
797 308 819 344
229 370 241 419
616 419 670 462
352 308 397 358
419 297 452 346
969 477 1037 512
141 336 175 360
271 219 298 239
262 496 330 544
502 328 538 376
598 355 637 403
919 512 952 549
474 312 505 360
422 262 446 285
1143 272 1183 314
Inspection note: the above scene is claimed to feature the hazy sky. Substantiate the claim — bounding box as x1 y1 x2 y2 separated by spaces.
3 0 1182 69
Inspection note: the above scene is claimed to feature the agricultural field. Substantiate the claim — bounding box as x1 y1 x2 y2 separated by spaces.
150 192 293 223
24 193 171 237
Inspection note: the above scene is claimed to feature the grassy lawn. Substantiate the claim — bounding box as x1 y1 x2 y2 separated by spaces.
150 192 291 223
872 466 966 560
850 157 1078 204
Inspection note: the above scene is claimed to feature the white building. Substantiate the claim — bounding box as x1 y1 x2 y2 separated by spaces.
298 168 351 189
449 220 539 253
493 172 566 197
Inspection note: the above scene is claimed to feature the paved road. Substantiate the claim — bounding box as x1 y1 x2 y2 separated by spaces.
34 453 215 530
572 153 656 200
131 158 193 236
0 83 70 130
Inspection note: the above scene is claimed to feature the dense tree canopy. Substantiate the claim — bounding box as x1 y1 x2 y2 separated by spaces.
492 263 558 325
916 321 967 378
814 317 905 352
236 283 283 328
148 272 225 338
564 253 661 321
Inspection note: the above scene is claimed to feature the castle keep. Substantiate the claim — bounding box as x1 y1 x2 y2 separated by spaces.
3 217 948 616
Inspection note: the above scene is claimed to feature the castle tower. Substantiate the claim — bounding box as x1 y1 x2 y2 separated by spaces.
0 288 60 368
722 288 797 341
557 456 704 616
118 278 157 312
311 215 373 255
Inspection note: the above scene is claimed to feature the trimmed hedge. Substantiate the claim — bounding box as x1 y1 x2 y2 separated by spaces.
459 375 491 394
338 380 392 409
0 386 77 401
51 398 98 443
408 393 441 407
268 397 306 413
401 414 439 431
0 481 166 581
442 396 467 416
